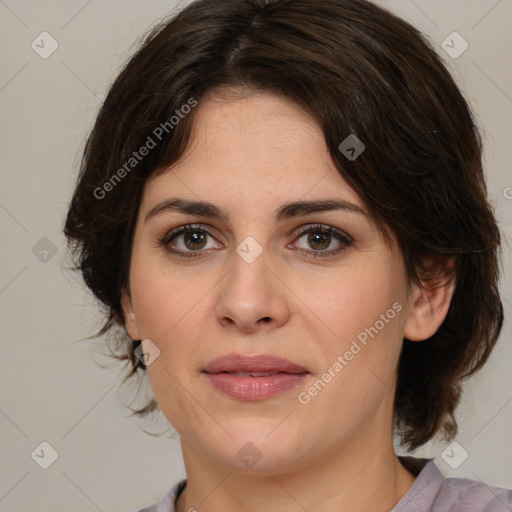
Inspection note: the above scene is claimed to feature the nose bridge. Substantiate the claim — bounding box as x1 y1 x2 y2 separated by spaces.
224 245 272 306
215 241 290 330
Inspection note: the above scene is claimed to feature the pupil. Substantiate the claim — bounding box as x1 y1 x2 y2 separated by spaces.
185 231 206 250
308 231 330 250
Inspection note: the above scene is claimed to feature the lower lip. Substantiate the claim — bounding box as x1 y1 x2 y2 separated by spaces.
203 372 309 400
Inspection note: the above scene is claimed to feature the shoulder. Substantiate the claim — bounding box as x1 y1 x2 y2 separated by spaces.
135 479 187 512
436 473 512 511
394 456 512 512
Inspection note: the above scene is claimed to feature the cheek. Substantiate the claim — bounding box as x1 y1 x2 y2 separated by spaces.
130 257 217 399
292 262 405 404
291 260 400 344
129 249 213 341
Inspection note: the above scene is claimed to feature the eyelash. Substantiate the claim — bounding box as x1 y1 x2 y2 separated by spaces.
158 223 353 260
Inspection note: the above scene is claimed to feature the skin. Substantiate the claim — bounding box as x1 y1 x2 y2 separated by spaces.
122 90 455 512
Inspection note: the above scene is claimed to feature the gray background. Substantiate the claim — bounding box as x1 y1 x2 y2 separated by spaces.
0 1 511 511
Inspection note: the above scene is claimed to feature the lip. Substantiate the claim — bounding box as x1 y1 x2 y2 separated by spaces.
203 353 309 374
202 353 310 401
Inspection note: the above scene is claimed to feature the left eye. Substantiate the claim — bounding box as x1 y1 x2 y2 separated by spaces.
291 225 352 255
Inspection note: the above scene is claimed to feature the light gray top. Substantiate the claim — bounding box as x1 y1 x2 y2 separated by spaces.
136 456 512 512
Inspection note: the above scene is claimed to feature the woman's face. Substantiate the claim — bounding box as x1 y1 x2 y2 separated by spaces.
122 91 422 473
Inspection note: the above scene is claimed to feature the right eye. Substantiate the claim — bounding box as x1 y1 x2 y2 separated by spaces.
158 224 223 258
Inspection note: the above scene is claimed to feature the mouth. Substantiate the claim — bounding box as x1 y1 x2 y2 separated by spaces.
202 353 310 400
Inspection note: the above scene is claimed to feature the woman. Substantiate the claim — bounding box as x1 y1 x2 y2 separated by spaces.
64 0 511 510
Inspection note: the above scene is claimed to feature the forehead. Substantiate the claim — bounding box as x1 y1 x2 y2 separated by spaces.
191 90 323 159
143 90 365 212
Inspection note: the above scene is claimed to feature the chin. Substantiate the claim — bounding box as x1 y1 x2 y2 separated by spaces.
204 427 309 473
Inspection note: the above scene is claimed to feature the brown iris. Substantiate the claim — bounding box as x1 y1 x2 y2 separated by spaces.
308 231 331 250
184 231 207 250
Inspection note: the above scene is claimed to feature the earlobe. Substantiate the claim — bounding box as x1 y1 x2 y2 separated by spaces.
403 257 456 342
121 288 141 340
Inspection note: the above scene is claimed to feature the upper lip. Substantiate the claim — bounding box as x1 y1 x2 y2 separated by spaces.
203 353 309 374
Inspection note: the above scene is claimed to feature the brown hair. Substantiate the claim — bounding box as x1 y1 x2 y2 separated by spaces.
63 0 503 450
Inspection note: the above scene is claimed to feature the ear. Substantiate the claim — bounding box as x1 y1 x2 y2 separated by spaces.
121 287 142 340
403 256 456 342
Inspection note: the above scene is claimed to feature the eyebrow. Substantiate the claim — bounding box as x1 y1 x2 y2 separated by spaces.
144 198 368 224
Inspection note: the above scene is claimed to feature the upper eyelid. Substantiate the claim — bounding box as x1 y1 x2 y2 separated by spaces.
292 223 351 239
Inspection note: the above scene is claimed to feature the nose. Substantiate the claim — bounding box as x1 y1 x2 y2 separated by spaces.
215 249 291 334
